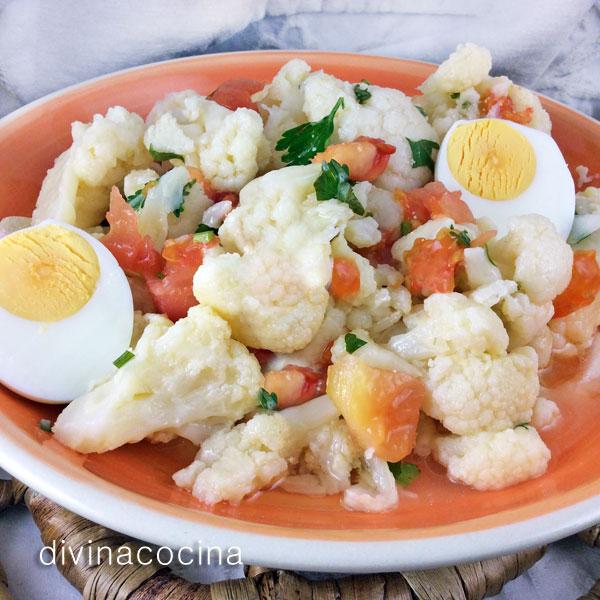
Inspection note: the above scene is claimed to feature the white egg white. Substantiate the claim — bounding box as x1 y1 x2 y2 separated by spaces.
435 119 575 238
0 220 133 404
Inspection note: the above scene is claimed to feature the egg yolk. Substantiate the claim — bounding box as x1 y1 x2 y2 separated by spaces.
0 224 99 321
447 119 536 200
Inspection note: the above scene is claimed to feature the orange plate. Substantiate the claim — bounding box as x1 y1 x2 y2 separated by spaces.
1 51 600 572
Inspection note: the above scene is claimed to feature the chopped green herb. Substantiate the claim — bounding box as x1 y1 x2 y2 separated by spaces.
407 138 440 172
400 220 413 237
345 332 367 354
156 272 165 280
148 145 184 162
172 180 197 218
388 461 421 487
449 224 471 247
353 82 371 104
361 78 371 85
195 223 219 235
450 92 460 99
126 188 146 211
113 350 135 369
194 231 215 244
484 243 497 266
461 100 471 109
276 97 344 165
183 180 196 196
416 106 427 117
515 422 530 430
258 388 278 411
314 159 365 215
39 419 53 433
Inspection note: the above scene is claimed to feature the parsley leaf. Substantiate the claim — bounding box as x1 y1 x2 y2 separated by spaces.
276 97 344 165
515 422 530 430
400 220 413 237
314 159 365 215
149 145 184 162
407 138 440 172
195 223 218 235
156 272 166 280
113 350 135 369
450 92 460 99
258 388 278 411
484 243 497 266
39 419 53 433
388 461 420 487
461 100 471 109
449 224 471 247
353 81 371 104
416 106 427 117
126 188 146 211
345 332 367 354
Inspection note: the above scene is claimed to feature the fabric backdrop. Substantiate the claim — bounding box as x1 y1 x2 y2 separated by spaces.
0 1 599 599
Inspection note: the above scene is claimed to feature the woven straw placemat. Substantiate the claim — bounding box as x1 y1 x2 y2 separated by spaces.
1 478 599 600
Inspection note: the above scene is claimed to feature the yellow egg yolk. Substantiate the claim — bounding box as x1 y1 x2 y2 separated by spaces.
0 224 100 321
447 119 536 200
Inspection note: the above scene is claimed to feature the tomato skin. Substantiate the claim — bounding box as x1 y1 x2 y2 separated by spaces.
186 166 239 206
312 136 395 182
360 228 401 267
404 234 464 297
146 234 218 321
479 92 533 125
102 187 164 278
263 365 326 409
398 182 474 226
207 78 264 112
553 250 600 318
331 257 361 299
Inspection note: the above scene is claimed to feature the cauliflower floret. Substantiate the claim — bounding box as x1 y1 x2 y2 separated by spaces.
529 326 554 369
282 419 361 495
53 306 262 453
489 215 573 304
123 168 159 197
195 165 353 352
33 106 151 228
389 293 509 362
468 280 518 308
462 246 503 289
418 43 550 136
550 293 600 353
575 186 600 215
497 293 554 349
302 71 438 191
174 394 340 504
144 90 267 192
135 166 212 247
414 413 437 458
532 397 560 430
424 347 539 435
434 427 550 490
365 185 402 231
342 450 399 512
344 216 382 248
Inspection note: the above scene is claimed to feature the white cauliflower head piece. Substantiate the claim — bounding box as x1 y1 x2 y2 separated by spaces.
434 427 550 490
33 106 151 228
53 306 262 453
490 214 573 304
144 90 268 192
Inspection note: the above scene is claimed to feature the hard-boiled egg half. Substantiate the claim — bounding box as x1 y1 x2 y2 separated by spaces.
435 118 574 238
0 220 133 403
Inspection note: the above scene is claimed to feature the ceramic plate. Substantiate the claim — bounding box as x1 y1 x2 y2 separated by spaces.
1 51 600 573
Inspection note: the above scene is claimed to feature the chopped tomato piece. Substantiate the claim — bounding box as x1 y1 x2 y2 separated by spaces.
249 348 274 370
360 228 401 267
102 187 164 278
263 365 326 409
186 166 239 206
331 257 361 299
146 234 218 321
327 355 425 462
398 182 474 227
471 230 497 247
312 136 395 181
404 233 464 297
553 250 600 318
479 92 533 125
208 78 264 112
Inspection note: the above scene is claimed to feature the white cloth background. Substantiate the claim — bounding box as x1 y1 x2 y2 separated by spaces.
0 1 599 598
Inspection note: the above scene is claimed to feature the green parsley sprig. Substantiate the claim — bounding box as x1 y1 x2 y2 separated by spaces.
353 80 371 104
345 332 367 354
400 220 413 237
314 159 365 215
407 138 440 172
388 461 421 486
449 224 471 247
126 188 146 211
275 97 344 165
258 388 278 411
149 145 184 162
